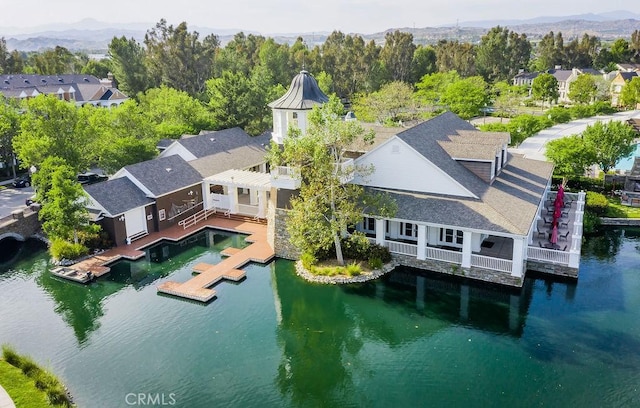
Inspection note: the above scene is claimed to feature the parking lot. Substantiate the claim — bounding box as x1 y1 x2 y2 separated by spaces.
0 183 34 219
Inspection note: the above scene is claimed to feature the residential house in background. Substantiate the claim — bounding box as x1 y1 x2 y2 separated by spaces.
0 73 128 107
512 70 539 96
610 71 639 107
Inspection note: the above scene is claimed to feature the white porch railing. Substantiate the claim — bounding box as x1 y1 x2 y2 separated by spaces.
526 247 571 264
471 254 513 273
425 246 462 264
178 208 216 230
210 194 230 210
387 240 418 256
270 166 301 189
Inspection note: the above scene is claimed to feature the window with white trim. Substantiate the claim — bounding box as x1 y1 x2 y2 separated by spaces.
158 209 166 221
439 228 464 246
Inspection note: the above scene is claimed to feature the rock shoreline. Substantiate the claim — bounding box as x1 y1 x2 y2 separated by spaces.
295 260 398 284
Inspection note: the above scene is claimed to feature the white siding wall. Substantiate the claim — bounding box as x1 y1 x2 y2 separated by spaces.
354 138 475 197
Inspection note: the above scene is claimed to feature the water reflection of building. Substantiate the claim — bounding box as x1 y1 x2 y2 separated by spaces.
380 267 534 336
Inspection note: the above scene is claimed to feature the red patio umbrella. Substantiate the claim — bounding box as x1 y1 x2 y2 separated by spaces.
554 206 562 220
550 224 559 244
558 184 565 200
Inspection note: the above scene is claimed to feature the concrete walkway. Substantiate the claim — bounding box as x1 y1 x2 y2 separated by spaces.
511 109 640 161
0 384 16 408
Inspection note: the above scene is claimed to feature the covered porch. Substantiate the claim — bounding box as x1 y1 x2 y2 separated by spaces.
358 218 526 278
203 169 271 219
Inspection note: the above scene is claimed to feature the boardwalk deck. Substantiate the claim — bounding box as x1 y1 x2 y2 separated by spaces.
65 216 274 303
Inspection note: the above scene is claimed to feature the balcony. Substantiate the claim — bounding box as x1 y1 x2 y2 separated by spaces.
270 166 301 190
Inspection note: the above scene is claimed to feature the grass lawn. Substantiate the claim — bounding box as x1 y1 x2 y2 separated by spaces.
605 197 640 218
0 359 51 407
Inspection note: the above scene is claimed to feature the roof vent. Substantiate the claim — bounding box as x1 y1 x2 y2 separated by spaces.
3 80 8 84
83 78 89 82
58 78 63 82
209 138 215 142
41 79 46 83
24 79 29 84
166 168 172 172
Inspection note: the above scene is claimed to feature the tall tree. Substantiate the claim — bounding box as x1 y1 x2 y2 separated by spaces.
410 45 437 84
531 73 559 107
476 26 531 82
415 71 460 109
268 97 395 265
533 31 565 71
13 95 88 172
583 121 637 173
215 32 265 76
30 46 79 74
37 159 96 245
0 37 8 74
620 76 640 109
568 74 598 104
108 36 150 97
440 76 489 119
144 19 219 96
137 86 215 138
545 135 595 176
0 97 20 178
610 38 631 63
434 40 476 77
631 30 640 62
353 81 417 124
380 31 416 83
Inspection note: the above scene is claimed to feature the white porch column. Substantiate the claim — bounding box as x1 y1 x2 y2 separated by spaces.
375 219 385 246
250 189 258 205
257 190 267 218
511 237 525 277
229 186 239 214
417 224 427 260
461 231 472 268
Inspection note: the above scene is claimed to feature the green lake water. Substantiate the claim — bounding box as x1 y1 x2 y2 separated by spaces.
1 228 639 407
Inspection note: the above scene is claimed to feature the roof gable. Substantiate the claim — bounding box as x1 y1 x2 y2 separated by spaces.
84 177 154 216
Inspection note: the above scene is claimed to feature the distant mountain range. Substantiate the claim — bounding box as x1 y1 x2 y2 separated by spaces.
1 12 639 52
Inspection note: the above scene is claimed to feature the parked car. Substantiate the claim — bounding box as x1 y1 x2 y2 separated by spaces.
12 175 31 188
77 172 108 185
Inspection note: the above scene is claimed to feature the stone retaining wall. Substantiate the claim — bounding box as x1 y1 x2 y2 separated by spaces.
527 260 579 279
392 253 524 287
600 218 640 226
272 208 300 260
295 260 398 284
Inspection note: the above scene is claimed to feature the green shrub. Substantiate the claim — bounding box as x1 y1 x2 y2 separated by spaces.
583 211 602 234
547 107 572 124
586 191 609 215
590 101 616 116
507 115 552 145
2 344 20 367
569 104 593 119
368 244 391 264
341 233 371 260
345 262 362 277
50 238 89 260
33 370 58 390
300 252 317 270
19 356 40 377
46 384 72 407
368 257 383 270
478 122 509 132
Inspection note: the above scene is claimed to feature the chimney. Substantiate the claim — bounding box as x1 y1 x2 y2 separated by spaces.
554 65 562 70
100 72 114 88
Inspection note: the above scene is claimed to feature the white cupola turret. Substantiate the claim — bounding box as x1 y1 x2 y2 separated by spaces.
268 70 329 144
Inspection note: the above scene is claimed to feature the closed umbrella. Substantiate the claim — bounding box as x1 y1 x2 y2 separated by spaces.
554 206 562 220
550 224 559 244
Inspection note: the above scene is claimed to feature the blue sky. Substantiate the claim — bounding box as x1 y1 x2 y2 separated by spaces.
0 0 637 34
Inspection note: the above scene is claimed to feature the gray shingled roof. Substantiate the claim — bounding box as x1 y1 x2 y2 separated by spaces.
548 69 572 82
438 142 499 161
396 111 488 197
268 70 329 110
176 127 266 159
0 74 127 102
620 72 639 81
367 155 554 235
188 135 271 178
123 154 202 197
84 177 154 217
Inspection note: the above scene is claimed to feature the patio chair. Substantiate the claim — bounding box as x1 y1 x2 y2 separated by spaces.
562 245 567 251
559 230 570 241
536 227 546 238
538 241 544 248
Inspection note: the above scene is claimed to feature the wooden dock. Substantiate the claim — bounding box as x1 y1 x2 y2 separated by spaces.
66 216 274 302
157 222 274 302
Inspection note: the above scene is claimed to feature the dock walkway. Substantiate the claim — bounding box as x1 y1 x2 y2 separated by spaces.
157 222 274 302
68 216 274 303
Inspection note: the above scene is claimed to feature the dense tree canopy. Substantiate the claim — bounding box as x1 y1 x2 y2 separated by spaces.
476 26 531 82
568 74 598 104
620 76 640 109
108 36 150 97
532 73 559 106
582 121 637 173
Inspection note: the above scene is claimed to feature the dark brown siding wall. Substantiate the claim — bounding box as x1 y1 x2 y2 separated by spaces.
154 184 204 231
458 160 492 183
99 217 127 247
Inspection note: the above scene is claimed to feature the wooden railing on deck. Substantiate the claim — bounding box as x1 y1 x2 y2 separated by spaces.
178 208 216 230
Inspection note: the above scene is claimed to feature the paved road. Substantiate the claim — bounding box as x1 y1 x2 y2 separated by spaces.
511 109 640 161
0 185 34 219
